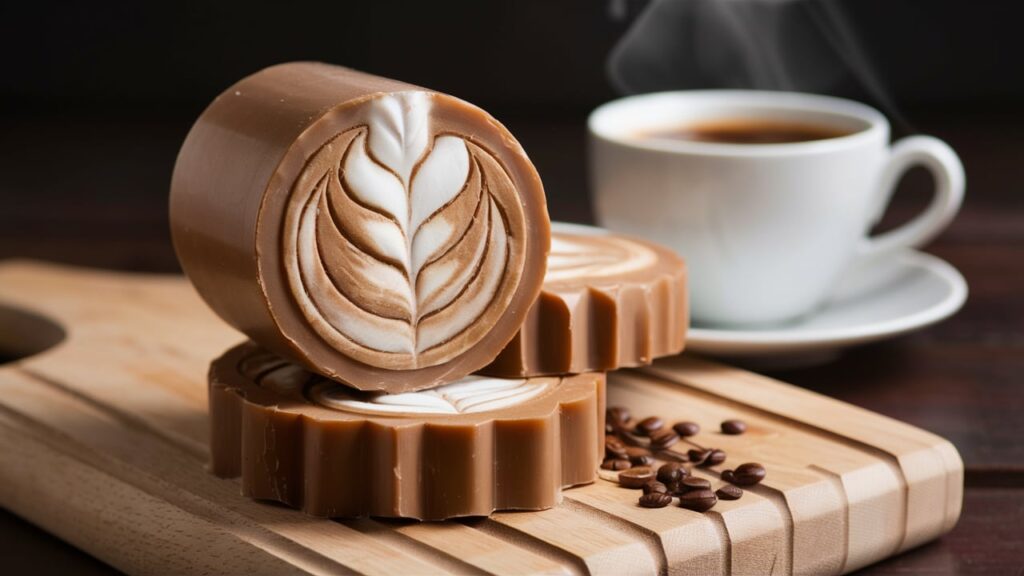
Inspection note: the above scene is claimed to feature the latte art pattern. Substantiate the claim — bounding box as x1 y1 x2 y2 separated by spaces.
545 234 658 283
283 92 526 370
308 375 550 415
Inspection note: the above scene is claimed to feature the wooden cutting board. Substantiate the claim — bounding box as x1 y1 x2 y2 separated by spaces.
0 261 962 575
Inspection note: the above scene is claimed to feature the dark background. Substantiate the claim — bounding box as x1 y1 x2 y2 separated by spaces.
4 1 1024 113
2 0 1023 272
1 1 1023 574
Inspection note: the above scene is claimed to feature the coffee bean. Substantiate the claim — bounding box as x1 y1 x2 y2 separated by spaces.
678 476 711 492
605 435 627 458
699 449 727 468
618 429 648 447
679 489 718 512
688 449 710 465
625 447 654 466
733 462 767 486
720 469 736 483
635 416 664 436
657 462 688 484
607 406 630 424
618 466 655 489
601 458 631 471
625 446 651 458
631 454 655 466
721 419 747 435
716 485 743 500
673 421 701 437
639 492 673 508
642 481 668 495
655 449 689 463
650 429 680 450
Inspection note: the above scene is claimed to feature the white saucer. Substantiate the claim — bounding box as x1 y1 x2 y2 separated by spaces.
549 223 967 367
687 249 967 366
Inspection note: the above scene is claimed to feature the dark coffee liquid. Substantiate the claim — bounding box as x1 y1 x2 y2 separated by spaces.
640 119 853 144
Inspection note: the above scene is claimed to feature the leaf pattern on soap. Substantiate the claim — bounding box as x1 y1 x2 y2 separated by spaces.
295 92 510 360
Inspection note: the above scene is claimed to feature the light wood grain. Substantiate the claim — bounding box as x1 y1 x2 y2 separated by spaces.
0 262 962 575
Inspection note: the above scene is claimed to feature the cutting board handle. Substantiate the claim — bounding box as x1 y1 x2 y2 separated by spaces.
0 303 65 364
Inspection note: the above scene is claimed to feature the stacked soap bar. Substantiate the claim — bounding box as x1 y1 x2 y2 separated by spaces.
171 62 687 520
485 223 688 377
209 343 605 519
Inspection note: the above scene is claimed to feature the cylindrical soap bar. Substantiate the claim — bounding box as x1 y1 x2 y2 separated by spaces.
171 62 550 393
209 342 605 520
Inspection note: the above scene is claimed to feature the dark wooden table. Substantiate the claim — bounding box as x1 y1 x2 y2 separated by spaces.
1 109 1021 574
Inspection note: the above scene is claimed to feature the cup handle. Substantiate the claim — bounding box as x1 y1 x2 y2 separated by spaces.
857 135 965 262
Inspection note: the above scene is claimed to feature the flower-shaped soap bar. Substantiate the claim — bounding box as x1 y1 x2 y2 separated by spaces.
485 225 688 377
209 342 605 520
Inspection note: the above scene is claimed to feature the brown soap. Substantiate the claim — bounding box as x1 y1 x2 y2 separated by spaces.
209 342 605 520
483 225 687 377
171 62 550 393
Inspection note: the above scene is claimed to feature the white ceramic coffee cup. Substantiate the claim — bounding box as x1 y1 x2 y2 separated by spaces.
589 90 965 327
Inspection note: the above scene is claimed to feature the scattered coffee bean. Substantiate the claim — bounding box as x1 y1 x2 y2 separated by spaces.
673 421 701 437
679 489 718 512
601 458 631 471
732 462 767 486
688 448 711 465
632 454 655 466
716 485 743 501
605 435 627 458
635 416 664 436
618 466 656 489
657 462 688 484
721 419 747 435
607 406 630 424
678 476 711 492
656 449 689 463
625 446 654 466
619 429 649 447
639 492 673 508
699 449 727 468
642 481 668 495
602 406 759 514
625 446 651 457
649 429 680 450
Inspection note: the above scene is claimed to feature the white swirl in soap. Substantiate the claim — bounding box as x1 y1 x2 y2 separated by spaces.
308 375 549 415
545 234 658 283
282 92 525 370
